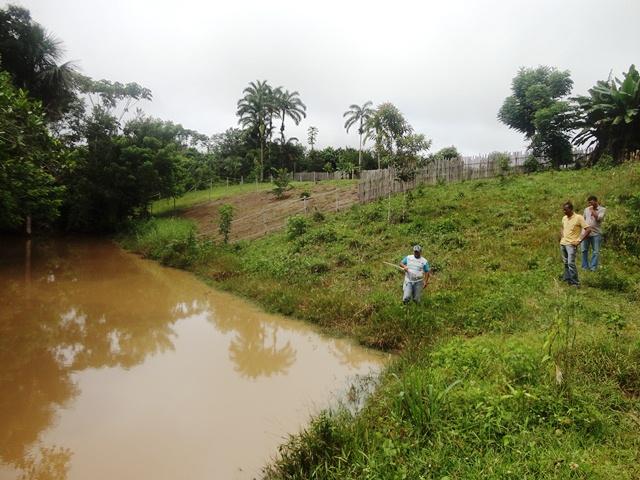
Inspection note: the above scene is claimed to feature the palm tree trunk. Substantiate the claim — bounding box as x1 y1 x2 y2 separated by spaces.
358 132 363 171
260 141 265 182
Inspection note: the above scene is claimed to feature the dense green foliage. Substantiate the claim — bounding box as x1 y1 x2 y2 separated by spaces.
430 146 461 162
0 5 76 119
236 80 307 181
365 102 411 169
574 64 640 163
0 72 65 230
498 66 575 168
124 162 640 478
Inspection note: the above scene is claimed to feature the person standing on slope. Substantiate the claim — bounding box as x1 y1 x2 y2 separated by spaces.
560 201 591 287
581 195 606 271
400 245 431 304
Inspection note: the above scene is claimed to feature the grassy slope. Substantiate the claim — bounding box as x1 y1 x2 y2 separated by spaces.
125 164 640 479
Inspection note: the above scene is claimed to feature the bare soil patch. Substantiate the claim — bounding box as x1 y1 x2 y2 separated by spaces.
182 182 358 241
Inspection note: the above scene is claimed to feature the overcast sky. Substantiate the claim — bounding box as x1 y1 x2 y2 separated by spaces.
7 0 640 155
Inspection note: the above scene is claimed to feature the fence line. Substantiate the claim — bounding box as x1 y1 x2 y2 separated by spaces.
357 151 590 204
292 171 348 182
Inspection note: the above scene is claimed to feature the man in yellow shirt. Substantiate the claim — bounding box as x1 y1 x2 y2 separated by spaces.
559 201 592 286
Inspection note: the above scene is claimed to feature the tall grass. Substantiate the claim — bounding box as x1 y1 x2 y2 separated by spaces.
120 217 209 268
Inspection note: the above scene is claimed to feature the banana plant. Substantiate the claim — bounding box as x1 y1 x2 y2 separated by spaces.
574 64 640 163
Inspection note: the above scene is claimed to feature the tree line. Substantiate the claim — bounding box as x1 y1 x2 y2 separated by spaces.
1 4 638 233
498 64 640 169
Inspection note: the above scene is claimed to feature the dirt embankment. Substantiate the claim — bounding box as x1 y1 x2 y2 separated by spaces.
182 182 358 241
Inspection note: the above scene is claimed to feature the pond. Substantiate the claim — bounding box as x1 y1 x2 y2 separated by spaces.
0 237 386 480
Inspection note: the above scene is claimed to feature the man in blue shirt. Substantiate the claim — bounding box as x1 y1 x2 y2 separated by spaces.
400 245 431 304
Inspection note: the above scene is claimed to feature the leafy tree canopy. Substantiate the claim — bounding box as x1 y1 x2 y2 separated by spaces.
498 66 574 168
0 71 66 230
0 4 77 120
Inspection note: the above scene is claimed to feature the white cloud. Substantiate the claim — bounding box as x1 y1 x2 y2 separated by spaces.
8 0 640 155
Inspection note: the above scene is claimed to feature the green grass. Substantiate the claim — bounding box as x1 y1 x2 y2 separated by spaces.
151 182 272 214
151 179 357 215
119 217 210 268
122 163 640 478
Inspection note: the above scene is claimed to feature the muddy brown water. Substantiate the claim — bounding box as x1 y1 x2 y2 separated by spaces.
0 237 386 480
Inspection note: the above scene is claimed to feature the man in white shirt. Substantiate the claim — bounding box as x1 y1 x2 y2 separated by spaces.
582 195 606 271
400 245 431 304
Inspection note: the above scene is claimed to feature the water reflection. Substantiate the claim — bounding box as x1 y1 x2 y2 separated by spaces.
0 237 383 480
229 324 296 378
1 238 190 476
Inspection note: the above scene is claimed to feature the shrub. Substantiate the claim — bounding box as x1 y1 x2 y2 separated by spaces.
272 168 292 199
305 227 337 244
594 153 616 169
430 218 458 235
125 218 200 268
218 204 233 243
286 215 309 239
523 154 541 173
488 151 512 179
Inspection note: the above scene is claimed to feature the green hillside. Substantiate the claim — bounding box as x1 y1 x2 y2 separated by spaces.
124 162 640 479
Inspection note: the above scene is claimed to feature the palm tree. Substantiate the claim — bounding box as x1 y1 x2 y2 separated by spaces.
307 126 318 151
364 103 409 169
574 64 640 163
236 80 273 181
343 101 373 170
0 5 77 120
274 87 306 145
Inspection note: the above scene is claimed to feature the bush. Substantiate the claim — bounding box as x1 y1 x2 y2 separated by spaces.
305 227 337 244
523 154 541 173
218 204 234 243
286 215 309 239
124 218 201 268
594 153 616 169
312 210 325 222
272 168 292 199
488 151 512 179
